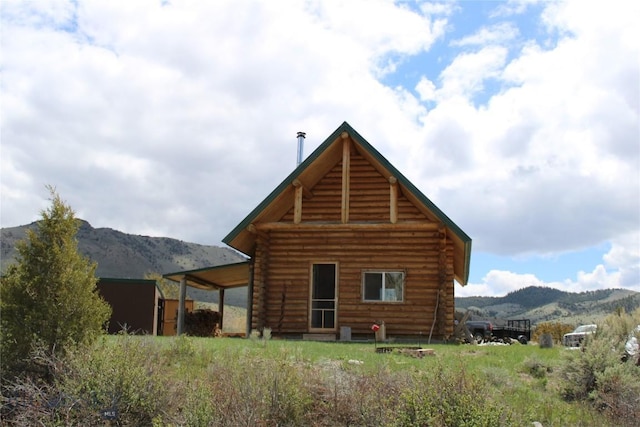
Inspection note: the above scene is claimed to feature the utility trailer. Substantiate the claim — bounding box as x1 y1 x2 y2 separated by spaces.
491 319 531 344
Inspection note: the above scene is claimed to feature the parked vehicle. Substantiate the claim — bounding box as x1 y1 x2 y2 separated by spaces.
465 319 531 344
465 320 492 343
623 325 639 364
491 319 531 345
562 324 597 347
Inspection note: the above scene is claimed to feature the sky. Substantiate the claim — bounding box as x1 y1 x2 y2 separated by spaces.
1 0 638 297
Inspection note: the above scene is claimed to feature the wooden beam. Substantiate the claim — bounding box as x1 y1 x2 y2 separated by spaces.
341 132 350 224
185 273 220 290
437 224 448 337
246 262 255 337
389 176 398 224
293 185 303 224
292 179 313 199
255 221 441 231
247 223 269 240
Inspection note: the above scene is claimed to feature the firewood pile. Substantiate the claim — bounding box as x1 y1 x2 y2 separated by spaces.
184 309 222 337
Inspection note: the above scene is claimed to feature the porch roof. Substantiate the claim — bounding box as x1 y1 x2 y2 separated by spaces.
163 261 250 291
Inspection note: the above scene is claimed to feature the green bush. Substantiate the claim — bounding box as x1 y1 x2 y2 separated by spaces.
209 354 312 426
558 309 640 427
523 355 552 379
394 361 513 427
0 188 111 379
533 321 575 344
1 336 172 425
54 336 171 425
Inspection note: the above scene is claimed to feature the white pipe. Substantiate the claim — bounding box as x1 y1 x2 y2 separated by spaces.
296 131 306 165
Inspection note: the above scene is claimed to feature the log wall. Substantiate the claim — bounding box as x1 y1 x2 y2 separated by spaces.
250 141 456 339
282 151 428 223
251 228 455 338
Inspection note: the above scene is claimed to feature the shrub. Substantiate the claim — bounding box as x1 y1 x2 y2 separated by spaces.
55 336 172 425
181 350 314 426
395 361 513 426
533 321 575 344
307 360 404 426
523 355 552 379
557 309 640 427
0 336 173 425
0 188 111 379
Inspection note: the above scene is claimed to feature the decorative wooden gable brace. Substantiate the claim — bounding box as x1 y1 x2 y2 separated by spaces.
223 121 472 286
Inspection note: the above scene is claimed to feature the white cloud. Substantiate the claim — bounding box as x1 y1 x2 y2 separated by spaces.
406 0 639 258
603 232 640 289
460 232 639 297
459 266 627 298
1 0 638 297
415 77 437 102
451 22 519 47
436 45 508 100
0 0 442 242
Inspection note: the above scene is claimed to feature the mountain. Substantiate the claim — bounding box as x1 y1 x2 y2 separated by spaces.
456 285 640 325
1 220 248 306
3 221 638 323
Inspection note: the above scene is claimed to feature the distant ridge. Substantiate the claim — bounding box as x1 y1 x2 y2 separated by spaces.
1 220 248 306
3 221 637 323
1 220 246 278
456 285 639 325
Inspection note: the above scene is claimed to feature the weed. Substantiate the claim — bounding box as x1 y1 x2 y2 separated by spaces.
523 355 552 379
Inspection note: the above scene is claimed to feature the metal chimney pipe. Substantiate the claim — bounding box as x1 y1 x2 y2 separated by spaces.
296 131 306 166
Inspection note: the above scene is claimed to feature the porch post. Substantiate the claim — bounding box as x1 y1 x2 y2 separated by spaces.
246 261 255 338
219 288 225 330
177 276 187 335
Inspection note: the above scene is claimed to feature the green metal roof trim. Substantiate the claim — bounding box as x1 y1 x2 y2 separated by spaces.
222 121 472 284
162 260 251 281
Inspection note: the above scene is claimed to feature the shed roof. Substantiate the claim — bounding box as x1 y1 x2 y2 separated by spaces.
223 121 472 285
98 277 166 299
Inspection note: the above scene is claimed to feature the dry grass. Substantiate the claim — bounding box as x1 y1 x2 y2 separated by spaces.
1 335 625 426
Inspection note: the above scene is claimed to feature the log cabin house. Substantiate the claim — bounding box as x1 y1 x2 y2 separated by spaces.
166 122 471 340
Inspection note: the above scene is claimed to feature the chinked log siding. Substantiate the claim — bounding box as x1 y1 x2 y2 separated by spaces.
250 227 455 338
281 150 427 224
222 123 470 340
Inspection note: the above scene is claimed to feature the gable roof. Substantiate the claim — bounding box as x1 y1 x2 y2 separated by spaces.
223 121 472 285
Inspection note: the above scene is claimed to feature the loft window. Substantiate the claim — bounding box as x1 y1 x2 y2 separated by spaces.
363 271 404 302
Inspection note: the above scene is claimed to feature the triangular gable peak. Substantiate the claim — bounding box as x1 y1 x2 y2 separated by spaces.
223 121 471 285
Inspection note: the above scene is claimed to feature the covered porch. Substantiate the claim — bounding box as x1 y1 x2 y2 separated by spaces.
163 261 251 336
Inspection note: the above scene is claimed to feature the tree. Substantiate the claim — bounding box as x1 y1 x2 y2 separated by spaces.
0 187 111 376
145 272 180 299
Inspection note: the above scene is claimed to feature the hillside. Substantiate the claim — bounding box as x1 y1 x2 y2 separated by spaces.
456 285 640 326
3 221 638 323
1 220 248 306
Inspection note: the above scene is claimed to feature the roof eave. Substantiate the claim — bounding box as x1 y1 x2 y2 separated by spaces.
222 121 472 284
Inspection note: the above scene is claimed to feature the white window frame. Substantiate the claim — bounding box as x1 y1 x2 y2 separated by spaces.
362 270 405 303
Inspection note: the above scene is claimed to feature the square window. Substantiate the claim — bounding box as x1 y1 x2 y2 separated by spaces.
363 271 404 302
364 272 382 300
